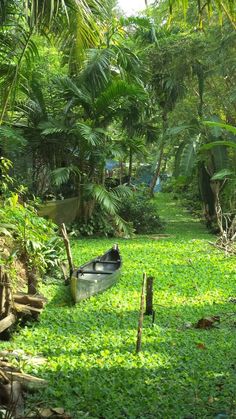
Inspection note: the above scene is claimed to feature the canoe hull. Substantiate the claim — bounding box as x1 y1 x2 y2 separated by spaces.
70 246 121 303
71 269 121 303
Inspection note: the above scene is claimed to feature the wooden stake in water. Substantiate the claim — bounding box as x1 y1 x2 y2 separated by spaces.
145 276 154 315
136 273 147 353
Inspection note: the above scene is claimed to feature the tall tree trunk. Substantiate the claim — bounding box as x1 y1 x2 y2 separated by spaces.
27 266 38 295
198 162 215 227
101 164 105 186
128 148 133 185
77 152 85 221
149 109 168 197
0 148 3 195
119 160 123 185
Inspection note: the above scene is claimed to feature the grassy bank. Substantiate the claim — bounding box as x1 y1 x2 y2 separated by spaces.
2 193 236 418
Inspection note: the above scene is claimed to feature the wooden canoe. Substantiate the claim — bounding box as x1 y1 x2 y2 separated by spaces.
70 245 122 303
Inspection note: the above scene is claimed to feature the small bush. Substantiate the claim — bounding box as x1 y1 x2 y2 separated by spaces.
76 210 116 237
119 187 164 234
0 194 63 275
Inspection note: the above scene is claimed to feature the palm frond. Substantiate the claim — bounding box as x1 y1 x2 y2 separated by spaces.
0 126 26 153
40 120 71 136
89 184 119 215
111 185 133 201
111 45 141 77
164 0 236 28
95 80 146 114
87 183 132 235
80 48 115 94
75 123 105 146
51 165 80 186
0 26 38 123
53 76 92 108
112 213 133 237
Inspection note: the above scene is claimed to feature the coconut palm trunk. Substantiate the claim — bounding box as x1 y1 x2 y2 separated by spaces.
149 109 168 196
128 148 133 185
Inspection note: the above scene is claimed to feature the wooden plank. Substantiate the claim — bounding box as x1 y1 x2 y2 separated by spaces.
14 303 42 315
4 370 47 389
0 313 16 333
13 294 45 309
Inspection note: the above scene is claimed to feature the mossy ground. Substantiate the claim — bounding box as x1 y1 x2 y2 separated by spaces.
2 193 236 418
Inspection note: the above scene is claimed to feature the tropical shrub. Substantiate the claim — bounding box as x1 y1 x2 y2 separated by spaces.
75 208 116 237
0 195 63 275
119 187 164 234
0 159 63 279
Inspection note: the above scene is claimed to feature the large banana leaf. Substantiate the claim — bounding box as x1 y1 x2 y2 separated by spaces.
204 121 236 135
212 145 229 172
200 141 236 151
179 142 196 177
211 169 234 181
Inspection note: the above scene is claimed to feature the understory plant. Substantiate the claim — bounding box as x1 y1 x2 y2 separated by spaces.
119 186 164 234
0 158 63 291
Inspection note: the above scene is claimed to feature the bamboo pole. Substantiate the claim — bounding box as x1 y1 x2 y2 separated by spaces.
60 223 74 278
136 273 146 353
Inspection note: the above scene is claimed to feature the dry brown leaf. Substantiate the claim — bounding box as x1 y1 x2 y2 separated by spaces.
195 316 220 329
196 342 206 350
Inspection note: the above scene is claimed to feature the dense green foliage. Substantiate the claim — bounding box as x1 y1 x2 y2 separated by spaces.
119 187 164 234
0 1 235 236
0 158 63 279
1 194 236 418
0 2 236 416
0 197 63 275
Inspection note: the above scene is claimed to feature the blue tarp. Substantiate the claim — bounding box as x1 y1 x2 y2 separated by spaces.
105 160 119 170
136 165 161 192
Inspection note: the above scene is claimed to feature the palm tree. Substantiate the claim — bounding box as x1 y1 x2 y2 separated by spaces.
0 0 107 124
42 72 145 214
151 0 236 29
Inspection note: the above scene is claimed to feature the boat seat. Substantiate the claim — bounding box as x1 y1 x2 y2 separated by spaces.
94 260 120 264
78 269 114 275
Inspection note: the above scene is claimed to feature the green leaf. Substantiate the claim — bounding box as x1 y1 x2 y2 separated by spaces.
211 169 234 181
204 121 236 135
200 141 236 151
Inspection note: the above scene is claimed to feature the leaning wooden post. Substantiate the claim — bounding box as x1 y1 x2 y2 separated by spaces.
4 272 12 316
61 223 74 278
145 276 154 315
136 273 146 354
